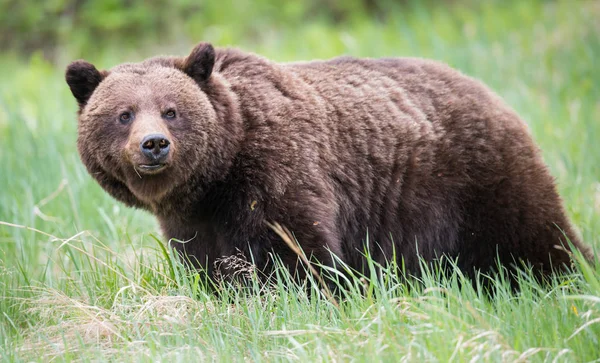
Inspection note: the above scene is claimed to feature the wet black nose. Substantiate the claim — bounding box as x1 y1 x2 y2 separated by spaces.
140 134 170 162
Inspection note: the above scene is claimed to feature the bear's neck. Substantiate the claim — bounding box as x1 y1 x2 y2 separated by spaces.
151 70 247 218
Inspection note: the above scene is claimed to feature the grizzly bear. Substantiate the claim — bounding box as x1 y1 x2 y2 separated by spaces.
66 42 592 284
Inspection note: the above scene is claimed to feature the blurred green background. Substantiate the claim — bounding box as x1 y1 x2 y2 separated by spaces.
2 0 508 59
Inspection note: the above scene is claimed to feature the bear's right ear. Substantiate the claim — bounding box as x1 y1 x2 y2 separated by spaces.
182 42 215 83
65 60 105 107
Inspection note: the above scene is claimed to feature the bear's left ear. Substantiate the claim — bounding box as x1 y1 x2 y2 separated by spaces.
65 60 106 107
182 42 215 82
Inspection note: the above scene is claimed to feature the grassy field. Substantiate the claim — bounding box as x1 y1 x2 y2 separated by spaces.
1 0 600 361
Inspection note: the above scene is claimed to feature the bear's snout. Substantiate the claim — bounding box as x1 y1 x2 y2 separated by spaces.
139 133 170 167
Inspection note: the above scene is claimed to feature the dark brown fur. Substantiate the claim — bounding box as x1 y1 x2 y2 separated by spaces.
66 42 593 283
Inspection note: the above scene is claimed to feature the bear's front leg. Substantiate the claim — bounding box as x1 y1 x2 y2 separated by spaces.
159 218 238 278
262 190 346 285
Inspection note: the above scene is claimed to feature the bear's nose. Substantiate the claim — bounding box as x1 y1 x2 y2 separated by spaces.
140 134 170 162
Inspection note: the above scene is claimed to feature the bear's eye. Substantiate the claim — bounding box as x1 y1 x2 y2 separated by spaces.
164 110 176 119
119 112 133 124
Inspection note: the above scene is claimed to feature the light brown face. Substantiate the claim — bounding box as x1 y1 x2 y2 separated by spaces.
66 43 221 205
79 68 215 202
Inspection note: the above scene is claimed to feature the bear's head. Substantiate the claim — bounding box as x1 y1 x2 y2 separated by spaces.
66 42 241 208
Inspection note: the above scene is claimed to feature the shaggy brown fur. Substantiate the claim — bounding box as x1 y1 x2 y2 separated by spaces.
66 42 593 283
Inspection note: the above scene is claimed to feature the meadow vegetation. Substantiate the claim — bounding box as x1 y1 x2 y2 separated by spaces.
1 0 599 361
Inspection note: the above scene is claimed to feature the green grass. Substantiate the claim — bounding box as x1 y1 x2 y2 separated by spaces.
1 0 600 361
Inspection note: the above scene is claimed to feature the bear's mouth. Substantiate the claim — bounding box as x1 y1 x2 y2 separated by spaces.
137 163 167 174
